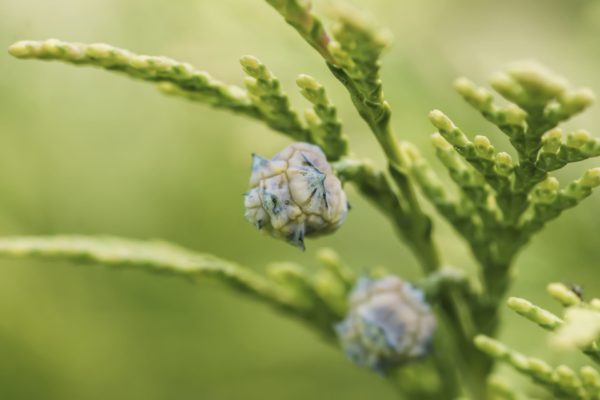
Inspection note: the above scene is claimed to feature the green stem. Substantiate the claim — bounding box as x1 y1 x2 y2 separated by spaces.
265 7 504 394
327 63 437 272
326 62 499 399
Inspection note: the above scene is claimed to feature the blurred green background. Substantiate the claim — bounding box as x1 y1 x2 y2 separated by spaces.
1 0 599 398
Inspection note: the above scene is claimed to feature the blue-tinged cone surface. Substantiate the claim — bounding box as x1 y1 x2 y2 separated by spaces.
336 276 436 372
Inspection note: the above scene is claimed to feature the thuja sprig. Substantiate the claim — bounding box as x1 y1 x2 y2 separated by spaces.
545 283 600 363
327 5 392 107
324 6 432 244
296 74 348 160
266 261 345 326
8 39 258 116
475 284 600 399
430 131 501 231
7 36 409 286
8 5 439 276
264 3 496 386
0 235 356 337
8 39 409 239
333 156 442 261
402 143 481 241
263 0 334 63
240 55 308 141
521 169 600 236
538 128 600 172
315 247 356 290
333 158 403 221
507 296 563 330
475 335 597 400
8 40 318 144
416 62 600 336
264 1 438 273
509 287 600 364
487 375 522 400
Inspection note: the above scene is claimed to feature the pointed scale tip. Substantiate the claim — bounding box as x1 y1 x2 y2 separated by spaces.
251 153 270 171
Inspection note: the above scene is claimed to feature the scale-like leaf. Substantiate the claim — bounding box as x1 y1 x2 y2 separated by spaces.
0 235 305 312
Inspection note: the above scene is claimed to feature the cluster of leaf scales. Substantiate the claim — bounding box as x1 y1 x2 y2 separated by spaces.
406 62 599 324
476 282 600 399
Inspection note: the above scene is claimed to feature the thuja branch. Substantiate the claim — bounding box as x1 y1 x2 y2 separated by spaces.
474 285 600 399
9 40 258 116
7 39 419 261
475 335 597 399
8 34 480 400
261 4 496 395
263 0 335 63
424 63 599 341
7 38 437 274
0 235 288 299
0 235 349 336
333 157 438 272
8 39 311 144
264 1 440 272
